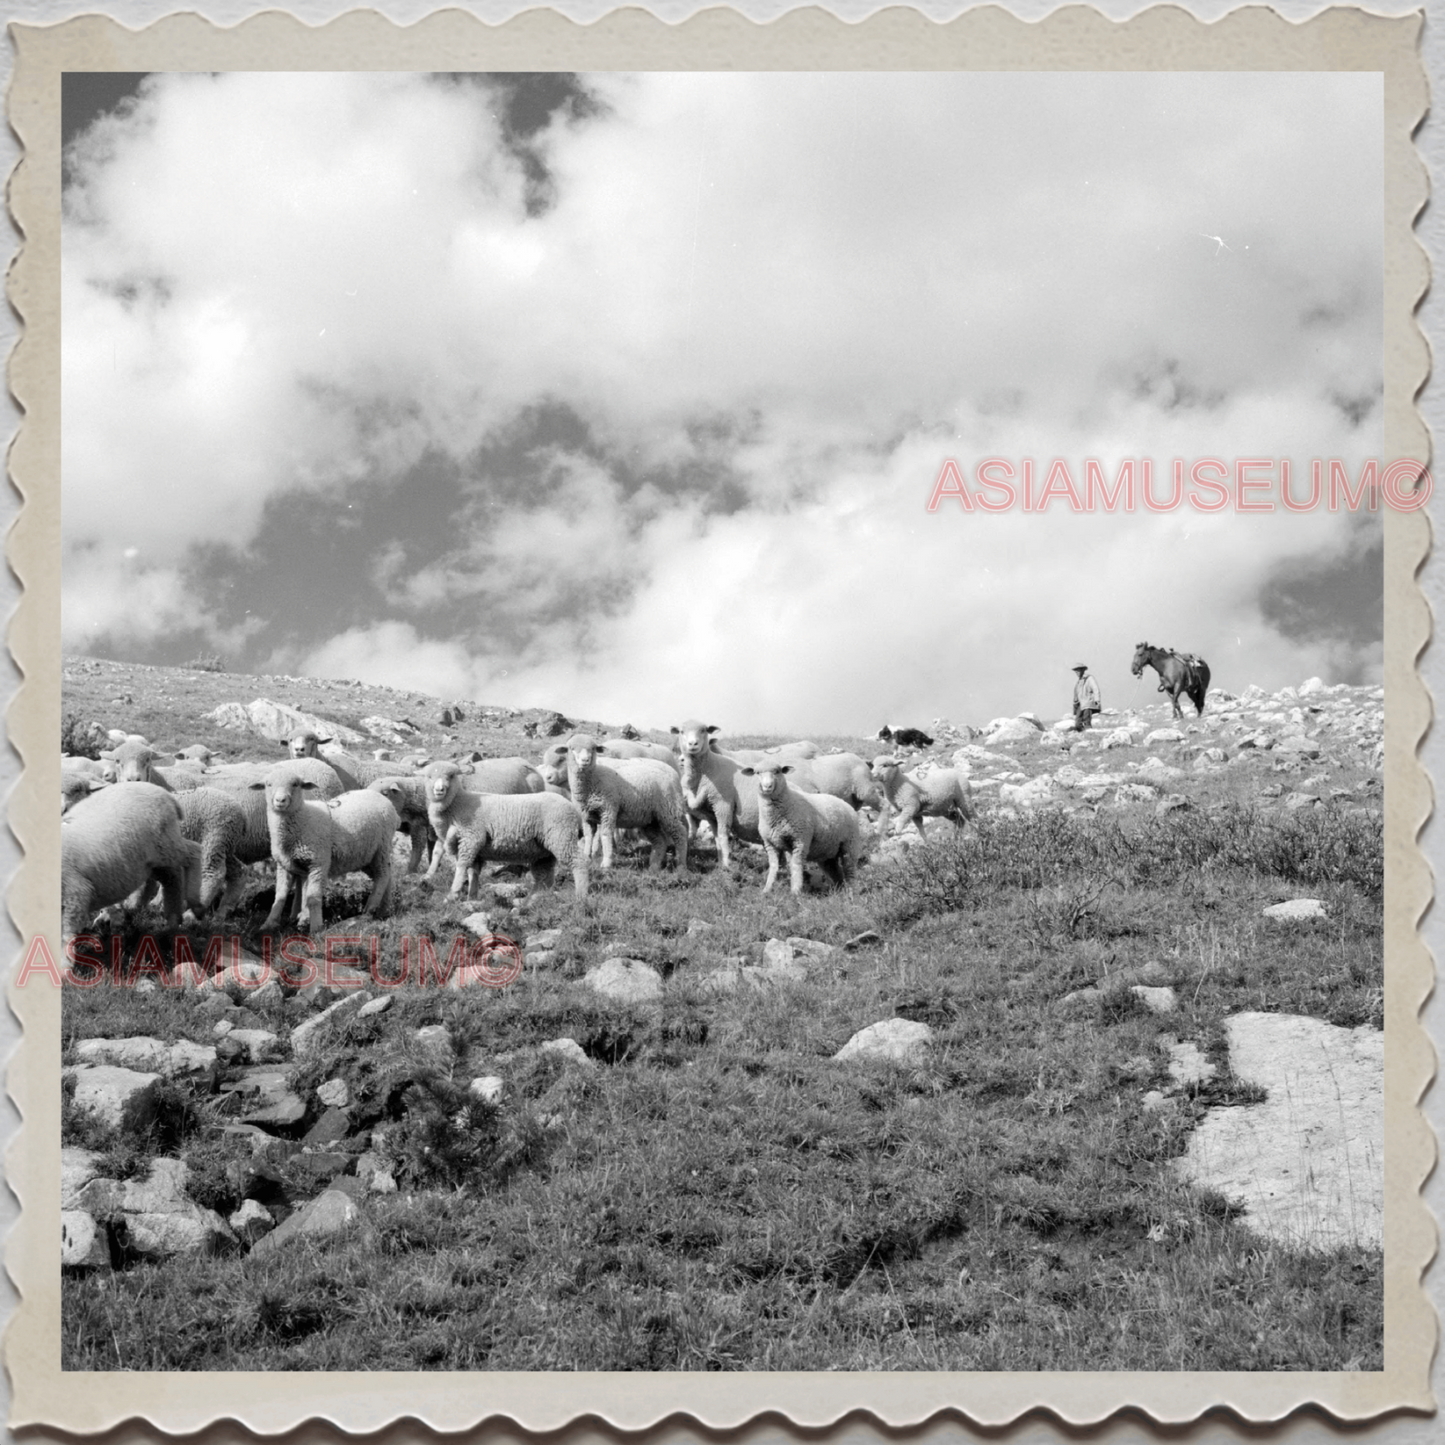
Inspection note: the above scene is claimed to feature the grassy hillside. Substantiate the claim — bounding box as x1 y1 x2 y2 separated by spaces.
59 658 1384 1371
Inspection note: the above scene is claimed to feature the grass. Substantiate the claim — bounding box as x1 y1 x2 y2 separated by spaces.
59 660 1385 1371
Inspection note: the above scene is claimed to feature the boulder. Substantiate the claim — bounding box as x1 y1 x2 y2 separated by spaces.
1130 985 1178 1014
357 996 394 1018
290 991 371 1059
583 957 663 1004
226 1028 283 1064
61 1209 110 1270
72 1037 217 1082
248 1189 361 1260
469 1076 504 1104
834 1018 933 1065
761 939 809 981
317 1078 350 1109
1263 898 1326 922
241 699 365 746
78 1157 236 1260
64 1065 160 1134
228 1199 275 1245
218 1066 307 1127
461 911 495 938
984 717 1044 746
540 1037 594 1069
1145 728 1184 745
1275 735 1322 758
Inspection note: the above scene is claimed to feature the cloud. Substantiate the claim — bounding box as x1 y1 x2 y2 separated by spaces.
63 71 1385 727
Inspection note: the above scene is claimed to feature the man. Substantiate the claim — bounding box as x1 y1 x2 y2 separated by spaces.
1072 664 1101 731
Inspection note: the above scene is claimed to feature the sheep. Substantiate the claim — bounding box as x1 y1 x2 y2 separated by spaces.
798 751 884 811
871 755 975 838
409 762 588 901
563 733 689 871
318 742 447 792
739 762 862 894
134 786 252 921
250 762 398 934
405 758 553 877
541 738 680 774
60 782 201 941
365 775 442 874
878 724 935 749
102 741 206 794
205 756 344 801
287 728 329 759
175 744 217 765
62 769 109 815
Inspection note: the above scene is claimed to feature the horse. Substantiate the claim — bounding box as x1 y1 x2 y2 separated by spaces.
1131 642 1211 718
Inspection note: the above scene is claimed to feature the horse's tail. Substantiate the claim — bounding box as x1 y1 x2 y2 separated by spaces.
1189 660 1211 715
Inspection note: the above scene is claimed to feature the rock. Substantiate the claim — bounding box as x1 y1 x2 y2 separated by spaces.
1145 728 1184 745
283 1151 351 1191
369 1169 398 1195
208 954 274 1001
226 1028 283 1064
238 699 366 746
1130 985 1178 1014
1099 726 1142 751
686 919 721 937
526 950 555 970
1155 795 1191 816
1115 784 1157 805
834 1018 933 1065
64 1065 160 1133
61 1210 109 1270
998 775 1055 809
290 991 371 1059
213 1020 233 1037
461 911 494 937
317 1078 350 1109
583 957 663 1004
1275 735 1322 758
1136 756 1184 781
842 930 882 951
1283 792 1321 810
358 996 393 1018
228 1198 275 1245
786 936 837 960
78 1157 236 1260
540 1037 593 1069
1299 677 1327 696
72 1037 217 1082
490 882 528 902
469 1075 504 1104
984 717 1045 746
1137 961 1169 985
1142 1090 1174 1114
1263 898 1326 921
1058 987 1100 1009
218 1067 307 1127
248 1189 361 1259
246 979 285 1010
61 1147 102 1209
1165 1040 1217 1089
525 929 562 950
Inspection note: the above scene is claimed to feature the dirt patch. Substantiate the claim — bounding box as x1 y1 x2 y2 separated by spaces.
1174 1011 1383 1251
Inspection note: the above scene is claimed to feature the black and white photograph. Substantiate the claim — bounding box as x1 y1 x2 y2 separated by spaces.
27 23 1419 1409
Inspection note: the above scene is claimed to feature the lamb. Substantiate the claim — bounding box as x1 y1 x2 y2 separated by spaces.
563 733 689 871
134 786 252 921
365 774 442 874
871 755 975 837
740 762 862 894
62 758 113 813
878 724 935 749
405 758 554 876
250 762 398 934
287 728 329 759
541 738 680 774
175 744 217 764
60 782 201 941
405 763 588 901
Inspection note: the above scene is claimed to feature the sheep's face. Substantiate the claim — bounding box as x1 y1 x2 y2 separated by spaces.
254 770 317 815
61 776 106 814
566 736 599 774
671 721 719 759
745 764 792 801
871 757 902 785
288 733 319 759
538 761 566 787
373 780 407 816
425 764 463 807
115 744 160 783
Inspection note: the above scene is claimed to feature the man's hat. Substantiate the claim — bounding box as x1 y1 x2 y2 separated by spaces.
1073 665 1088 673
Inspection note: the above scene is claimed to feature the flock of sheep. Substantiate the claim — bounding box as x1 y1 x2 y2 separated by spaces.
57 720 978 942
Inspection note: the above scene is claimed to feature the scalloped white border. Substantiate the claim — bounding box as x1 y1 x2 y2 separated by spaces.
3 5 1433 1434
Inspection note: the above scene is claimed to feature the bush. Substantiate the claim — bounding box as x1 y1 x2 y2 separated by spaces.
61 711 106 760
185 655 227 673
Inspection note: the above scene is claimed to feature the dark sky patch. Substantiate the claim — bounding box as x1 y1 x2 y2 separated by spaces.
1257 518 1382 651
62 73 150 187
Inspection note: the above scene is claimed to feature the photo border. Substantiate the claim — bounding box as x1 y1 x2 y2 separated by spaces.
5 4 1434 1432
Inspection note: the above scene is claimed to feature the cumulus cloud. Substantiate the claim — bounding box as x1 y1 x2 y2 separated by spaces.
63 70 1383 727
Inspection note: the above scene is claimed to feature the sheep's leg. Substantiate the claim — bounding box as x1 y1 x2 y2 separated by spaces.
262 866 298 931
711 801 734 868
669 819 689 874
213 857 248 922
405 820 428 875
642 824 667 872
362 853 392 918
838 846 859 886
571 856 589 899
898 802 923 838
450 837 481 899
154 864 186 927
598 807 618 869
425 825 453 880
762 844 781 893
876 799 893 839
530 858 557 891
787 845 807 895
303 865 326 935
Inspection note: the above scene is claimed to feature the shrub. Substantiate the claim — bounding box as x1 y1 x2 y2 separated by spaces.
185 655 227 673
61 711 106 760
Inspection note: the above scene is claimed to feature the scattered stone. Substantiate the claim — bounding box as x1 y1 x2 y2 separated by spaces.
213 1020 233 1037
228 1199 275 1246
1283 792 1321 810
415 1024 454 1059
1130 985 1178 1014
1145 728 1184 745
583 957 664 1004
61 1209 109 1270
526 950 555 970
469 1075 504 1104
786 936 837 960
1142 1090 1174 1114
1275 735 1322 758
64 1065 159 1133
1137 961 1169 985
62 1147 102 1208
1058 987 1100 1009
1263 898 1326 921
246 979 285 1010
541 1038 594 1068
686 919 721 937
1155 795 1191 817
985 717 1045 746
1115 784 1157 805
462 911 494 937
490 882 528 902
248 1188 361 1259
317 1078 350 1110
369 1169 398 1195
1165 1039 1217 1089
358 996 394 1018
77 1157 236 1260
226 1028 283 1064
834 1018 933 1065
525 929 562 950
290 991 371 1059
218 1067 307 1127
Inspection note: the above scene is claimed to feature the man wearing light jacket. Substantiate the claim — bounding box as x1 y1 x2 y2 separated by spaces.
1072 665 1101 731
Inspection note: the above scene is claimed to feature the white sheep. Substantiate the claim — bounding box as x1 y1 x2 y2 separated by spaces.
871 755 976 838
739 762 862 894
250 762 398 933
175 744 217 765
102 740 206 794
796 751 884 811
133 786 252 921
60 782 201 940
364 775 442 874
62 758 114 814
563 733 689 871
405 763 588 901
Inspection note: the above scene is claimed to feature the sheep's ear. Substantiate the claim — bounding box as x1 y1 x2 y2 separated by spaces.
99 750 115 761
669 726 681 736
249 780 267 791
740 765 756 776
779 763 794 774
87 778 108 793
595 742 609 754
317 736 333 745
302 781 318 791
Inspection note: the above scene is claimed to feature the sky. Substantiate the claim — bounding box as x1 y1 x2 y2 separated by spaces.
60 71 1385 733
